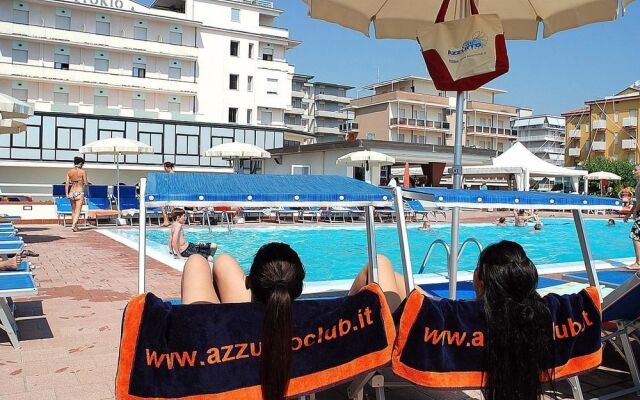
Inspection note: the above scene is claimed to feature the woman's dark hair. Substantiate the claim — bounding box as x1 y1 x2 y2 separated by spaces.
249 242 305 400
476 241 554 400
74 156 84 166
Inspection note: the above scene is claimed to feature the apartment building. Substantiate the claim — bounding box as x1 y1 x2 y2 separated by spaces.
512 114 566 166
563 82 640 167
345 76 518 151
284 73 353 142
0 0 306 197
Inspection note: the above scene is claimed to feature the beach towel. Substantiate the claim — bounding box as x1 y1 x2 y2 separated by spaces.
116 283 395 399
392 287 601 389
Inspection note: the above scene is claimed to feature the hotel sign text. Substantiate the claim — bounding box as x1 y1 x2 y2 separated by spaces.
71 0 126 10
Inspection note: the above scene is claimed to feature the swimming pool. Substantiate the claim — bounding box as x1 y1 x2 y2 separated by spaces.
107 218 633 282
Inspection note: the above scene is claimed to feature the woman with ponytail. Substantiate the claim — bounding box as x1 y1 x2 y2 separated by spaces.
473 240 555 400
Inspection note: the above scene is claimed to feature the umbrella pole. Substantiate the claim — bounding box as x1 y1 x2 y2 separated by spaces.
364 160 371 183
448 91 465 300
116 153 121 224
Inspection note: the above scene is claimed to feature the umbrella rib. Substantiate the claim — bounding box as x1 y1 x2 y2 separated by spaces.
373 0 392 22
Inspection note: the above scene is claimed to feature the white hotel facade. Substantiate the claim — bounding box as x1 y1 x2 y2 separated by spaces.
0 0 307 199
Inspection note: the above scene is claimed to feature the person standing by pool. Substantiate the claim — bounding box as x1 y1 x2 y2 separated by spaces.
619 184 632 208
624 165 640 270
161 161 175 227
169 208 217 260
65 156 87 232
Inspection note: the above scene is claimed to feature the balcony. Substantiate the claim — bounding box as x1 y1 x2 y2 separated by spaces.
465 125 516 137
569 129 581 138
390 118 450 130
592 120 607 131
591 141 606 151
623 117 638 129
466 101 518 115
51 103 78 113
339 122 359 133
0 63 197 95
0 21 197 60
291 90 306 98
236 0 274 8
568 147 581 157
314 126 341 135
285 106 305 115
315 93 351 104
622 139 637 150
285 122 306 131
94 106 120 117
134 110 159 119
315 110 350 119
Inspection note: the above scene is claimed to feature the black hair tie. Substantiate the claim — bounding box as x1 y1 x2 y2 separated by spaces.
520 304 535 321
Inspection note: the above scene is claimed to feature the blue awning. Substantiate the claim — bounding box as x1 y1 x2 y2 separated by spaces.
402 188 621 210
144 173 392 207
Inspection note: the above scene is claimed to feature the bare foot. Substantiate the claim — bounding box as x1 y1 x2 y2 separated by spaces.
625 263 640 270
161 221 170 227
72 226 80 232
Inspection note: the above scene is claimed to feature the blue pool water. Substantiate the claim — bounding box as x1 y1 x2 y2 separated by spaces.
112 219 633 282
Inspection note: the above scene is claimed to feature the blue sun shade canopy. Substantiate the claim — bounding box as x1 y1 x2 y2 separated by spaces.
144 173 392 207
402 188 622 210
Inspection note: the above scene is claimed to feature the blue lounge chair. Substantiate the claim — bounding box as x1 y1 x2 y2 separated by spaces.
0 242 23 256
0 273 38 349
86 185 118 227
53 184 86 226
563 270 635 288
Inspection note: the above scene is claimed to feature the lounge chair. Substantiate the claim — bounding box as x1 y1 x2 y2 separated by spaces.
276 207 299 224
52 184 86 226
0 242 24 256
299 207 321 223
85 185 119 227
320 207 350 223
0 273 38 349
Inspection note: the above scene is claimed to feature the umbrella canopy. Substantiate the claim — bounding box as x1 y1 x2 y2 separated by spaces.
79 137 153 155
336 150 395 167
0 93 34 119
204 142 271 159
587 171 622 180
0 119 27 135
302 0 633 40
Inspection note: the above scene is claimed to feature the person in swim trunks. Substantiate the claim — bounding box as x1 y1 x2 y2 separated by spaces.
169 208 217 261
624 165 640 270
65 156 88 232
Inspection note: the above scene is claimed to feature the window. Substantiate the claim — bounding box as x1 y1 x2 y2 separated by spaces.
132 98 145 110
12 48 27 64
260 110 272 125
367 132 375 140
94 95 108 107
132 63 146 78
228 108 238 123
248 43 254 58
168 30 182 45
176 134 199 155
56 15 71 30
262 48 273 61
54 54 70 70
247 109 253 124
231 8 240 22
95 58 109 72
56 127 83 150
54 92 69 104
229 74 239 90
631 109 638 118
614 111 619 122
292 165 311 175
96 21 110 35
266 78 278 94
169 66 181 80
168 101 180 113
398 133 405 142
230 41 239 56
12 88 27 102
13 3 29 24
247 76 253 92
134 26 147 40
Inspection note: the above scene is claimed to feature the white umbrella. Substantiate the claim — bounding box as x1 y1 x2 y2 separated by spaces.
204 142 270 173
0 119 27 135
336 150 395 183
301 0 632 299
0 93 34 119
586 171 622 180
80 138 154 217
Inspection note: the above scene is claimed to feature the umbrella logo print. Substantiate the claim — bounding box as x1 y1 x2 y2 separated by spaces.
448 31 487 56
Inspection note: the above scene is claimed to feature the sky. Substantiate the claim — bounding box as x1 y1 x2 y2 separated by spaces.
275 1 640 116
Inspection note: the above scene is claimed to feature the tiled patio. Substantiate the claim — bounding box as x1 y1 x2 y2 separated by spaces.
0 214 637 399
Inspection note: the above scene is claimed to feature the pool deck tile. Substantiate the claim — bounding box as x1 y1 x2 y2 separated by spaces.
0 211 636 399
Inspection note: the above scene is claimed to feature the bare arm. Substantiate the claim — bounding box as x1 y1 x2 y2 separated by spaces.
64 172 70 197
170 225 182 253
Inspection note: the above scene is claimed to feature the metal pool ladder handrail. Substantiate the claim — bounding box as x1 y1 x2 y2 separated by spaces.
417 237 483 275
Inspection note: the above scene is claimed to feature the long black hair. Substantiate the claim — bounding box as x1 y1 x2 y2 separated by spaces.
249 242 305 400
475 240 554 400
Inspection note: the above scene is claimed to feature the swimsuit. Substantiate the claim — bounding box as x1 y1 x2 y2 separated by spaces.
69 191 83 199
180 242 216 258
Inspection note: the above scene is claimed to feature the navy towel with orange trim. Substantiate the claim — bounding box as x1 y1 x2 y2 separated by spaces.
116 283 395 400
393 287 602 389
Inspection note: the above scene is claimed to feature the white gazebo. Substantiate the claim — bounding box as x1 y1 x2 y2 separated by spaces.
450 143 588 192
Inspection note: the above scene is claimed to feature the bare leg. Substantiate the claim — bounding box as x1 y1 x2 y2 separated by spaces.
348 255 407 312
627 240 640 270
161 207 170 227
212 254 251 303
71 197 83 230
181 255 220 304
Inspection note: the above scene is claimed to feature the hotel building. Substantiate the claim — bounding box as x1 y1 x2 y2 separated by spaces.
512 113 566 167
563 82 640 167
344 76 518 152
0 0 307 200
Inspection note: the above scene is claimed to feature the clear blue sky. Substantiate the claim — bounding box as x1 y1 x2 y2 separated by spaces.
276 1 640 116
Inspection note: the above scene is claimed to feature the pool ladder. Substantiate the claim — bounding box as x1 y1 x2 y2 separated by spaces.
417 237 484 274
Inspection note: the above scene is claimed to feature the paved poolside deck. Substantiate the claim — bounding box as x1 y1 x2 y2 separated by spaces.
0 212 637 399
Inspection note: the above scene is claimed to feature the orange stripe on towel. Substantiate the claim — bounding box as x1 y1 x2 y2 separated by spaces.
116 294 147 399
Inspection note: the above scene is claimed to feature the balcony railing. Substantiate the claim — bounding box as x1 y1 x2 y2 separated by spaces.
315 110 350 119
569 129 581 138
285 107 305 115
314 126 341 135
390 118 450 130
339 122 359 133
315 93 351 104
622 139 637 150
623 117 638 128
465 125 515 136
592 120 607 130
237 0 274 7
568 148 581 157
591 141 606 151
